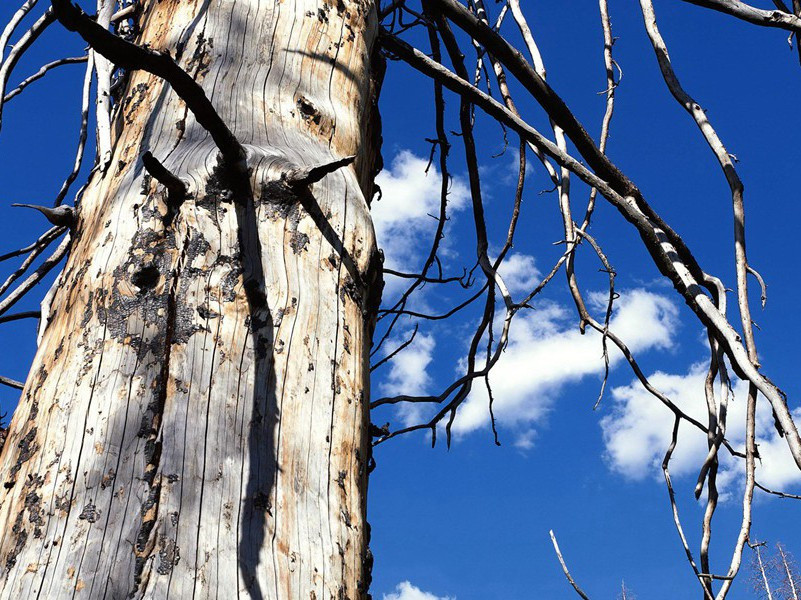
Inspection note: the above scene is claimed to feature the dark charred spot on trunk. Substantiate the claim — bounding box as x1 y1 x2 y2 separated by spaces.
297 96 322 125
218 259 245 302
339 275 363 308
358 545 374 596
132 481 162 592
81 290 95 328
140 196 166 224
197 304 219 320
258 179 302 220
78 502 100 523
317 7 329 23
363 248 384 332
139 415 157 444
124 82 150 124
7 427 38 485
54 492 70 513
132 264 161 292
156 536 180 575
355 448 364 477
290 230 309 254
6 511 27 571
140 173 153 197
200 165 230 207
136 487 160 546
23 475 44 530
104 229 175 346
337 584 352 600
285 202 310 253
253 491 272 515
183 230 212 265
187 32 213 79
101 469 116 489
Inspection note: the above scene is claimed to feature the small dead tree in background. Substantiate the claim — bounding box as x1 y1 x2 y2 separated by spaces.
0 0 800 598
751 542 801 600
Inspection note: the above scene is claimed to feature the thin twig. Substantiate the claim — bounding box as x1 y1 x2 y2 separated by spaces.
549 530 591 600
0 235 70 317
3 55 87 103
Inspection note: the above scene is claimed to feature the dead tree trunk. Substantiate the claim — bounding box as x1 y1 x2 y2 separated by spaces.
0 1 383 598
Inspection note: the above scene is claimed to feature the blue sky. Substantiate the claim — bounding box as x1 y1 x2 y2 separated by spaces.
1 1 801 599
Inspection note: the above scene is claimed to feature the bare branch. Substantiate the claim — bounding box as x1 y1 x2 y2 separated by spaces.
749 541 776 600
0 1 40 59
283 155 356 187
384 14 801 472
50 0 246 170
53 51 93 207
580 0 617 230
680 0 801 33
0 311 40 324
662 417 716 600
0 235 70 317
0 225 62 296
549 530 591 600
0 225 64 263
2 55 87 103
0 375 24 390
11 203 75 228
0 7 56 132
141 151 188 224
778 543 801 599
755 481 801 500
93 0 115 170
371 324 418 372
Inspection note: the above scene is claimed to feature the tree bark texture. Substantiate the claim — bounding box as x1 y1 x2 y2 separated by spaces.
0 0 383 598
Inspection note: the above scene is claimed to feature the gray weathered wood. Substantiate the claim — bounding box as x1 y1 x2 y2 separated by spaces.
0 1 383 598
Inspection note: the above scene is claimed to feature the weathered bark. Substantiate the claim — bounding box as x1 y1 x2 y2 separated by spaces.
0 0 383 598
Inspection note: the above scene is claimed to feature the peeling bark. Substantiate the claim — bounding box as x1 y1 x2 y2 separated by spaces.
0 1 382 598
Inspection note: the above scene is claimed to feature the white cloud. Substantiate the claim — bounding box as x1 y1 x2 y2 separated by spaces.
496 253 541 295
379 331 436 427
380 331 436 397
601 363 801 493
514 428 538 450
451 289 679 444
383 581 454 600
372 151 470 297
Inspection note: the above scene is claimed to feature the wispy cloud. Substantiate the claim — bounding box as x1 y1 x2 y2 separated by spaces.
451 289 679 443
378 330 437 427
372 151 470 298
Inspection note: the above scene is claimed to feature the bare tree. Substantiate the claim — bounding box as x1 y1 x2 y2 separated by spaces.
750 541 801 600
777 544 801 600
750 541 777 600
619 580 636 600
0 0 799 598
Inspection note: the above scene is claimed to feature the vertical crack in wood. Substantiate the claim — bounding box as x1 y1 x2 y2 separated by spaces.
131 227 186 594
